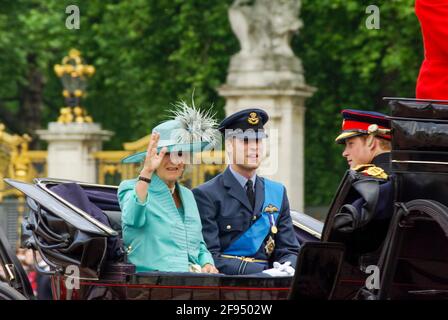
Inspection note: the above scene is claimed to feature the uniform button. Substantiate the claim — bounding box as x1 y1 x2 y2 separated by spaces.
252 215 257 221
226 225 231 230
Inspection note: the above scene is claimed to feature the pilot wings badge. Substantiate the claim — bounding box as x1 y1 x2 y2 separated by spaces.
264 204 279 213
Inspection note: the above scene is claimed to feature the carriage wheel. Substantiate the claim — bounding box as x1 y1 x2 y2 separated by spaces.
378 199 448 300
0 282 28 300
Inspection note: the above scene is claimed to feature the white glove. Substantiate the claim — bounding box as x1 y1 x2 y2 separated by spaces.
276 261 295 276
188 264 202 273
262 261 295 277
262 267 289 277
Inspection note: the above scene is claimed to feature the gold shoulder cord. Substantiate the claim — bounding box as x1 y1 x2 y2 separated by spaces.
363 166 388 179
353 164 388 179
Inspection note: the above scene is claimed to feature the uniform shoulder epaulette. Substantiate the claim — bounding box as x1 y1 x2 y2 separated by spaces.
353 164 388 180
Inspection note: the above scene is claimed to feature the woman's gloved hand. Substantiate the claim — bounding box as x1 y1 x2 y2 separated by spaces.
201 263 219 274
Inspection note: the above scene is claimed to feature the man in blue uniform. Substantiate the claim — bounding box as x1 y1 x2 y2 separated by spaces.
192 109 299 275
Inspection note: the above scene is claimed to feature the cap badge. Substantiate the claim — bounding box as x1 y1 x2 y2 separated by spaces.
248 112 259 125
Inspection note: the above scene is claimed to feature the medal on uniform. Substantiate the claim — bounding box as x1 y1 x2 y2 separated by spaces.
268 214 278 234
263 204 278 255
264 236 275 257
265 204 278 235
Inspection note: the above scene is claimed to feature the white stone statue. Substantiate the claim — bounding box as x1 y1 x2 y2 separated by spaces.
226 0 304 87
219 0 315 212
229 0 302 58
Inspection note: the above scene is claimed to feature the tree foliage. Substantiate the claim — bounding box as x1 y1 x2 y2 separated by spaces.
0 0 423 206
296 0 421 205
0 0 235 147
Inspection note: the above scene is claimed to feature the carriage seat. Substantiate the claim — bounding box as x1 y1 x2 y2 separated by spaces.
103 210 122 233
50 183 124 261
51 183 123 234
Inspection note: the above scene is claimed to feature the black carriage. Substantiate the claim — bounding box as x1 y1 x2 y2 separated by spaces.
0 177 321 300
290 97 448 300
2 97 448 300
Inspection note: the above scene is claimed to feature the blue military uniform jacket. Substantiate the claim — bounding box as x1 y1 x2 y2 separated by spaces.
192 167 300 275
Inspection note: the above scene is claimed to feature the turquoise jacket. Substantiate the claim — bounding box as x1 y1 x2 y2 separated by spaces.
117 174 214 272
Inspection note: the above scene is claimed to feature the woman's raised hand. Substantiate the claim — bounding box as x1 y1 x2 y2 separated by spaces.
141 132 168 175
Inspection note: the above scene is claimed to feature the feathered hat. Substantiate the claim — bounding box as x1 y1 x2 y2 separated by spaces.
121 100 220 164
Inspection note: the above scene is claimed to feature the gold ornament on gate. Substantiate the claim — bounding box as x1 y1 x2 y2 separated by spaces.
54 49 95 123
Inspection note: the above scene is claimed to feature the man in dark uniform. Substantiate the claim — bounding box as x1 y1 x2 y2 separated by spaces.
331 110 394 299
192 109 299 276
332 109 393 243
335 109 392 175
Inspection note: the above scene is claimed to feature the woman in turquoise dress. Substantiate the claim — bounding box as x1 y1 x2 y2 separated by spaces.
118 102 219 273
